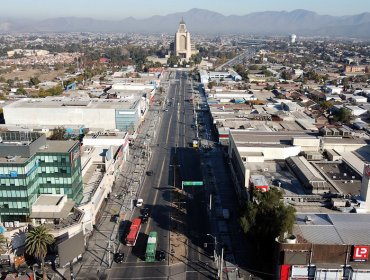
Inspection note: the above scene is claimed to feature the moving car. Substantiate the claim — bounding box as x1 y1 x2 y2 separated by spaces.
113 252 124 263
140 215 148 224
141 207 150 218
146 170 154 176
156 250 166 261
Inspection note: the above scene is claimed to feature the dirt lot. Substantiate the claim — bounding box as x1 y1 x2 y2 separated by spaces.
1 67 66 82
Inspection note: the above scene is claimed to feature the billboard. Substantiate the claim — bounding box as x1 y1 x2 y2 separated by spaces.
352 245 369 262
364 165 370 178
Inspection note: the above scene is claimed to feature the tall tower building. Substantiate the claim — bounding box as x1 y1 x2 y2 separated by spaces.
290 34 297 44
174 19 198 61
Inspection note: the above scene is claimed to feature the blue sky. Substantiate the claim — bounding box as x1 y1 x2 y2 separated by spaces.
1 0 370 19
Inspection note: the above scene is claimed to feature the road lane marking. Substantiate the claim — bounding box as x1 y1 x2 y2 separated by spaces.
109 276 168 280
145 158 166 235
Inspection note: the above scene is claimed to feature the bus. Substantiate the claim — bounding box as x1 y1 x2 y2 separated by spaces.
145 231 157 262
125 218 141 246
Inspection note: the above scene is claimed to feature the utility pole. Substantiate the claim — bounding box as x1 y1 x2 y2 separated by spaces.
207 234 218 267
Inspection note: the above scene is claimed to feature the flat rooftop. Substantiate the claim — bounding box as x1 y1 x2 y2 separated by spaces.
38 140 78 154
231 130 318 143
5 97 140 110
34 195 64 206
315 162 362 195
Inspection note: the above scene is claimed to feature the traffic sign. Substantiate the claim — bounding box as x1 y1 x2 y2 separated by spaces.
182 181 203 186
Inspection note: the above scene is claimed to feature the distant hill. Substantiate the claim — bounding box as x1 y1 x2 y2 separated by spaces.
0 8 370 37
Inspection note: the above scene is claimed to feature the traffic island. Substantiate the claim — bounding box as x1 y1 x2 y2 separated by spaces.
169 189 188 264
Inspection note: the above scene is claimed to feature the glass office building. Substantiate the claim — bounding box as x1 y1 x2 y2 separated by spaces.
0 131 83 222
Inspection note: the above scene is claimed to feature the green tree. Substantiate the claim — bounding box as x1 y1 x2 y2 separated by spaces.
16 87 27 95
320 101 333 111
190 53 202 65
29 77 41 86
25 225 54 280
207 81 216 90
6 79 14 87
234 64 249 81
240 188 296 241
39 85 64 97
281 70 292 81
49 126 66 140
167 55 180 67
333 108 354 124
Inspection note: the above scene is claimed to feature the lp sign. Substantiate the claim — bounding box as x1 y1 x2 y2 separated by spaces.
352 246 369 262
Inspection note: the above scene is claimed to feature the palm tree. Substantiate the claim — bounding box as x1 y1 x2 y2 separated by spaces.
25 225 54 280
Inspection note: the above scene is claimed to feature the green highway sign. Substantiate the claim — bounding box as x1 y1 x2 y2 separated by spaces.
182 181 203 186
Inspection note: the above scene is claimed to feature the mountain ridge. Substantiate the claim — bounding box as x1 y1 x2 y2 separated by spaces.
0 8 369 37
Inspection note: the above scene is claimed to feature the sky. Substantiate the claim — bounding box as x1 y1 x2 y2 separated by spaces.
1 0 370 20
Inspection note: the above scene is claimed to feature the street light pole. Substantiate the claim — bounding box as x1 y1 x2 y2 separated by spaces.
207 233 217 265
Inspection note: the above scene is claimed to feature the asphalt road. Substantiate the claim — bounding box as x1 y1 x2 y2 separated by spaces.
108 71 216 280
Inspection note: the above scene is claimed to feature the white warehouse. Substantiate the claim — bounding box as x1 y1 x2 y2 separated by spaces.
3 96 146 132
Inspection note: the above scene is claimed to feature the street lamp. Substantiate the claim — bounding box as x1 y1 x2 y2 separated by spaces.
106 239 117 267
206 233 225 280
206 233 217 263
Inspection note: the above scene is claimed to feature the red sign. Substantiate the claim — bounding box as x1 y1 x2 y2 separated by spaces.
353 246 369 261
365 165 370 177
280 264 290 280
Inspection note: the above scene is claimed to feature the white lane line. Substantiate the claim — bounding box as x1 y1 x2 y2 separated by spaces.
112 263 167 267
109 277 167 280
145 158 166 234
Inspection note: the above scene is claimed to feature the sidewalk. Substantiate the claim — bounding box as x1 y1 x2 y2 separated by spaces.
54 103 163 280
197 85 261 280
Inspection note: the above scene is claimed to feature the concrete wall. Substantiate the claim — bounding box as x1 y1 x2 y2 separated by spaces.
323 143 367 153
293 137 320 152
237 146 301 160
112 84 155 91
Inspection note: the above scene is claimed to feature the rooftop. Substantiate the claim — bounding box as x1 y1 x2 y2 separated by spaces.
4 97 140 110
38 140 78 154
294 213 370 245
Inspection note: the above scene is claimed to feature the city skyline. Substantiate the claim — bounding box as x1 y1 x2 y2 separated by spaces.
1 0 370 20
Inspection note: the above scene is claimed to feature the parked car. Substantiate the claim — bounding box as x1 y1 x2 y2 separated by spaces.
110 214 119 223
146 170 154 176
136 198 143 207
